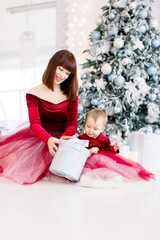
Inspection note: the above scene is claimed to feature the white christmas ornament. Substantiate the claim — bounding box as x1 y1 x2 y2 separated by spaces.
114 38 124 49
90 45 101 57
111 47 119 55
125 81 146 107
101 63 112 75
147 102 160 122
134 77 145 86
113 0 126 8
122 58 130 66
133 38 144 50
130 2 136 9
114 75 125 86
95 78 106 90
133 77 151 97
124 27 130 33
125 49 133 57
114 100 122 114
154 88 159 94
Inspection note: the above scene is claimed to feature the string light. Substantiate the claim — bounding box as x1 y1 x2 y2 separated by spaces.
70 23 74 28
83 4 87 8
67 1 89 78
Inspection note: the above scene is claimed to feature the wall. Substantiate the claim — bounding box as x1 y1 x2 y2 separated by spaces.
0 1 56 70
56 0 106 77
152 0 160 25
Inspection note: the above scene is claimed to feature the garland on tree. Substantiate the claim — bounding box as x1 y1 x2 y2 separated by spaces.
78 0 160 138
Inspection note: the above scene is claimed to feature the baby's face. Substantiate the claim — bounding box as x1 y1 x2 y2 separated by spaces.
85 116 105 139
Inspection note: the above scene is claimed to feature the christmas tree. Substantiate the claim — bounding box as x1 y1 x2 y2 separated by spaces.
78 0 160 139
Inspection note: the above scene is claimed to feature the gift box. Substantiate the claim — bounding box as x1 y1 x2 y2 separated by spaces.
49 138 91 181
127 132 160 172
120 144 130 152
127 132 140 151
118 151 138 162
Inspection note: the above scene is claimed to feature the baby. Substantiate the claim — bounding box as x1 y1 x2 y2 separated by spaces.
78 109 120 154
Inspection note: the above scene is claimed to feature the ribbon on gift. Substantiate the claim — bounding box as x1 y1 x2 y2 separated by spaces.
59 138 89 152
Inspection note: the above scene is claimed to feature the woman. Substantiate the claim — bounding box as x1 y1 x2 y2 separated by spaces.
0 50 79 184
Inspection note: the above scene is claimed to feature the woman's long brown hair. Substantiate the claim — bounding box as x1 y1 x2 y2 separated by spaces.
42 50 79 101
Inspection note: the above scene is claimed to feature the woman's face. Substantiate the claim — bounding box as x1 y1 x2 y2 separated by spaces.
54 66 71 85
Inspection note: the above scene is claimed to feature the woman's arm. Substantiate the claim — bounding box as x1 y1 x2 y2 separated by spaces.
26 94 60 155
61 96 78 137
26 94 53 144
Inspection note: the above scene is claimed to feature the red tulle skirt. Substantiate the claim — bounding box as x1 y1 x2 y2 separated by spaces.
0 127 155 185
82 151 155 182
0 127 69 184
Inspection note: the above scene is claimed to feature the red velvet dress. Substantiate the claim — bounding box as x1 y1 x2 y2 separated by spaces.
78 133 155 181
0 94 78 184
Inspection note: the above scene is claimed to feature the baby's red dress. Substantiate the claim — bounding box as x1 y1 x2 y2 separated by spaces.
78 133 155 181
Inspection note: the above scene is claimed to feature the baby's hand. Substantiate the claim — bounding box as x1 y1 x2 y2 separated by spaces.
89 147 99 154
113 140 121 152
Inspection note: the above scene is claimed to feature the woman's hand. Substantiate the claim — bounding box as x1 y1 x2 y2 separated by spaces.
47 137 60 156
89 147 99 154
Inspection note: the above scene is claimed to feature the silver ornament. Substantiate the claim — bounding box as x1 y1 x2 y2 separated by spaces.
101 63 112 75
114 38 124 49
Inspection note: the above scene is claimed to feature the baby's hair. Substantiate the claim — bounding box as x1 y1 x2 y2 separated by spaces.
86 109 108 126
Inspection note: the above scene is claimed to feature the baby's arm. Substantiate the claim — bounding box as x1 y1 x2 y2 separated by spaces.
113 140 121 152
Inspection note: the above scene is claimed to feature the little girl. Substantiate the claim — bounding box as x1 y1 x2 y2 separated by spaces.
78 109 155 183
